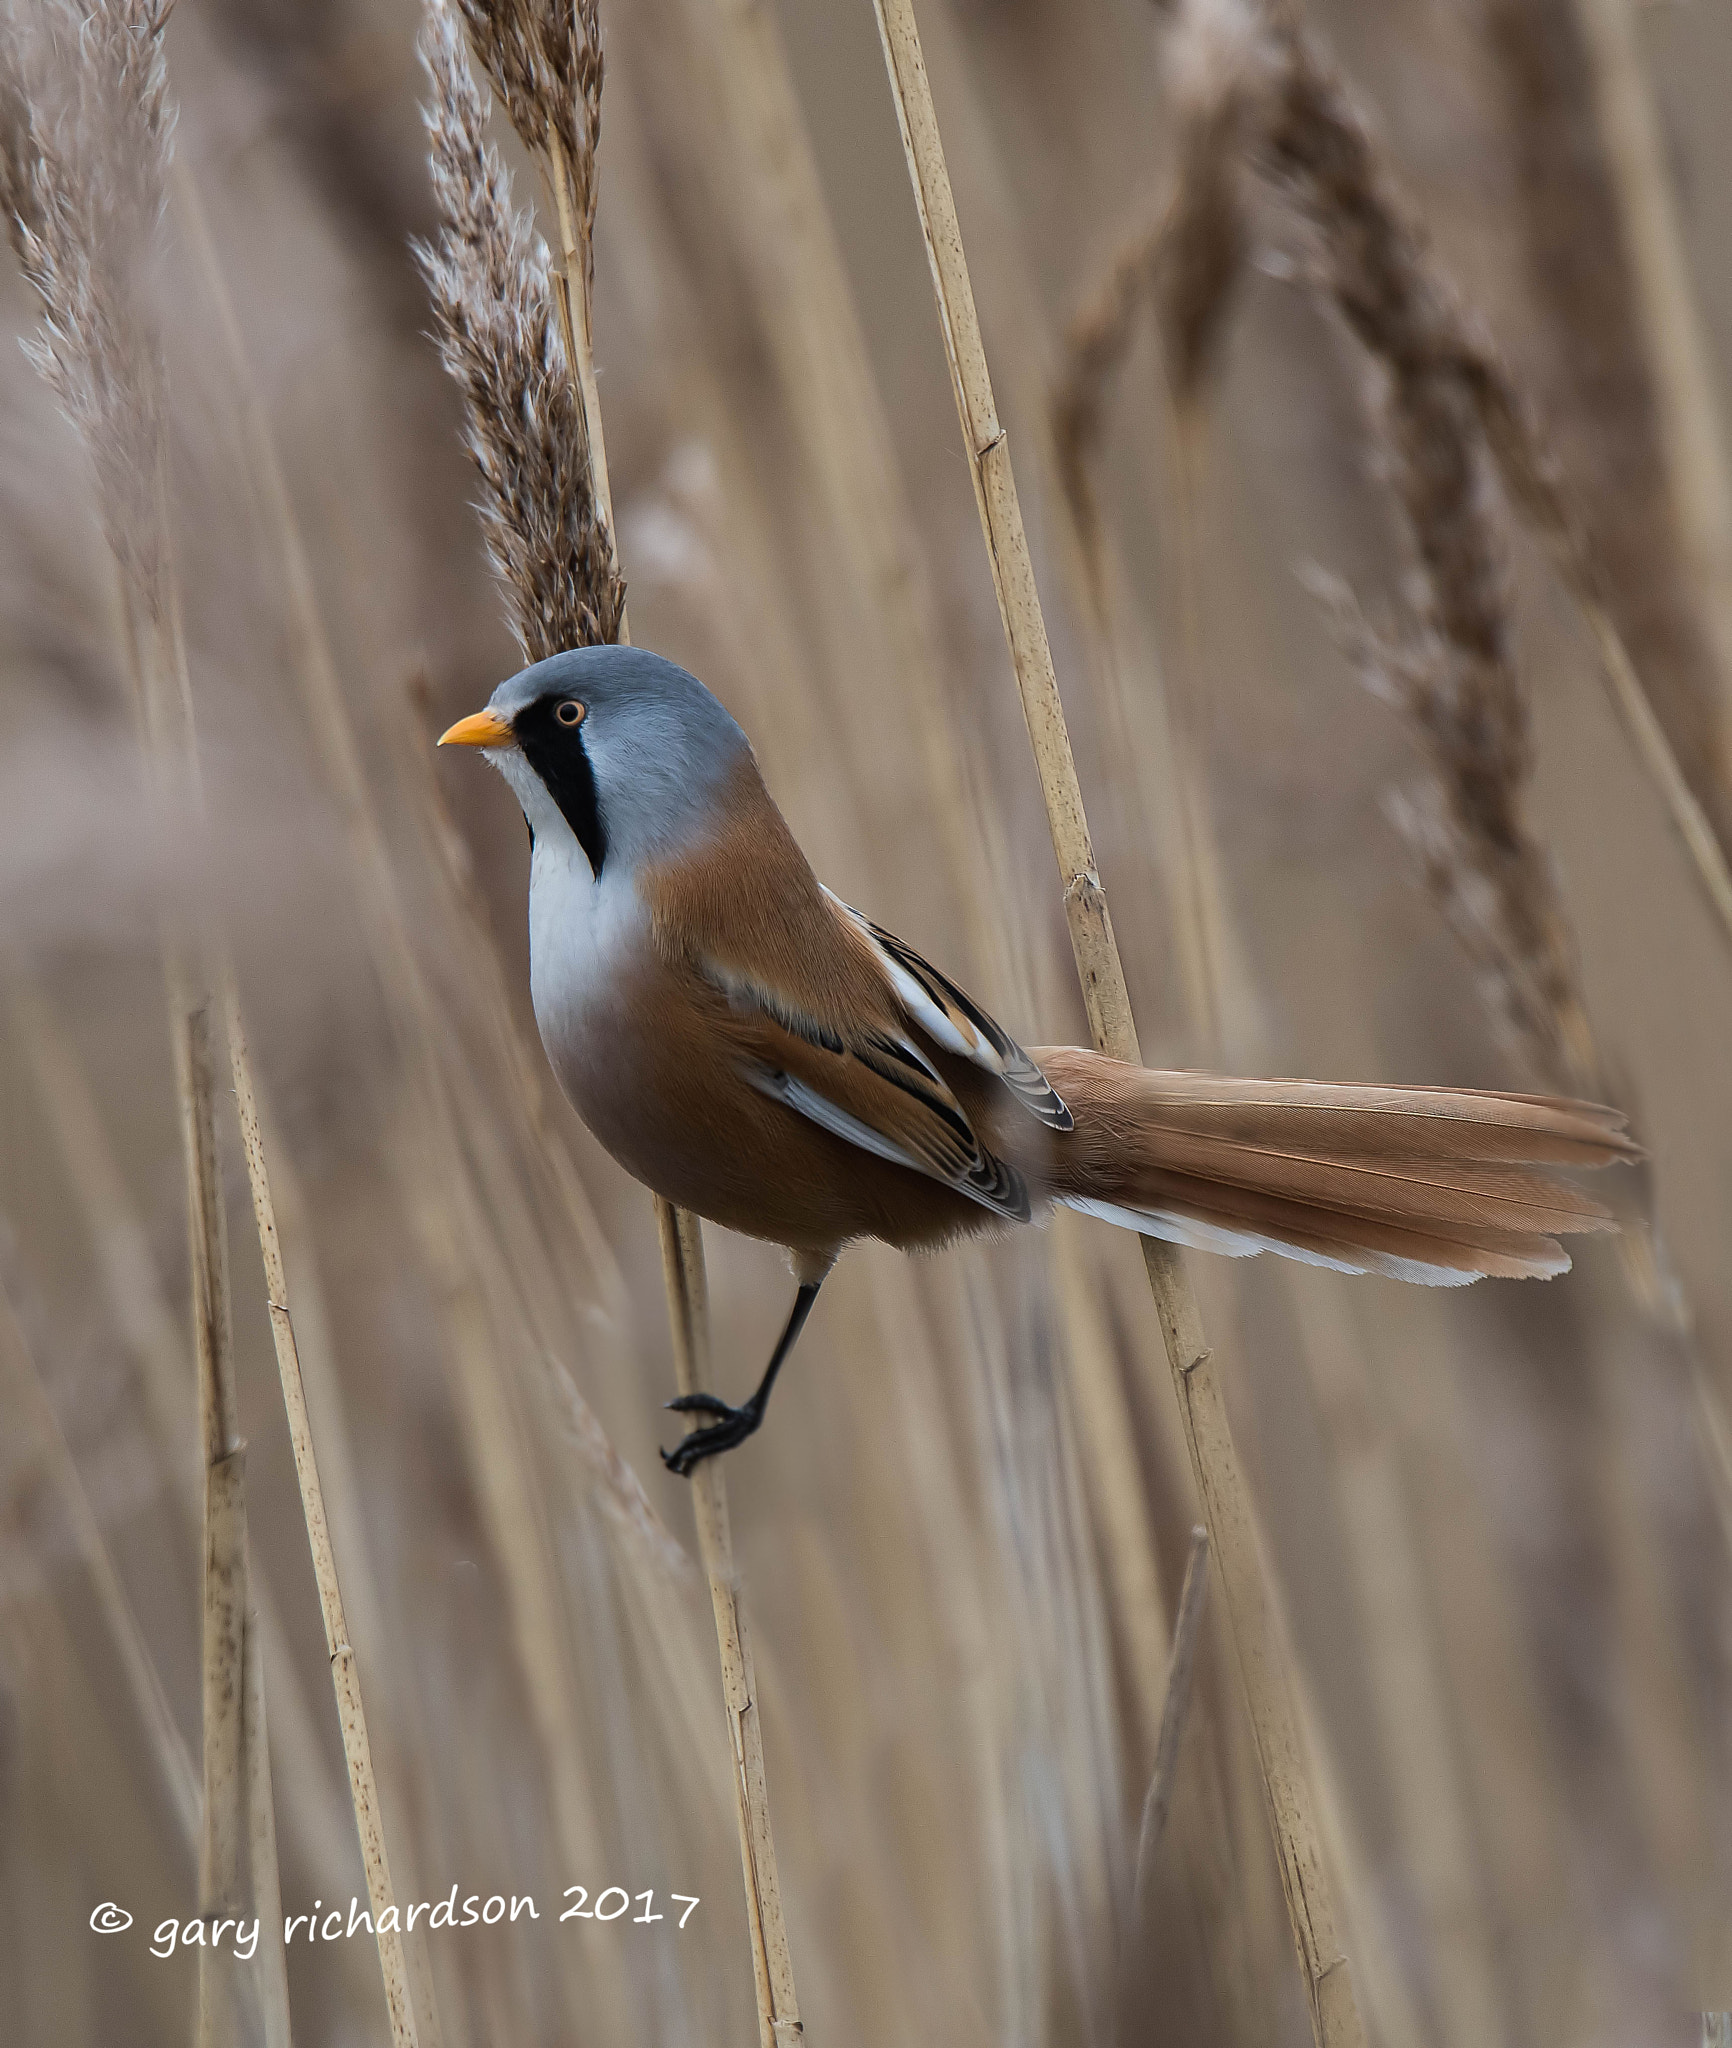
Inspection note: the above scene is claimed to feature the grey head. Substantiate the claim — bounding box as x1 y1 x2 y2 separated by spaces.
477 646 754 879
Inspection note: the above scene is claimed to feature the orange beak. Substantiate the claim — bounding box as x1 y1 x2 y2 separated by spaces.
437 707 515 749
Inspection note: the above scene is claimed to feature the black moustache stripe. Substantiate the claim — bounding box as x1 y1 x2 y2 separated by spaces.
516 702 608 877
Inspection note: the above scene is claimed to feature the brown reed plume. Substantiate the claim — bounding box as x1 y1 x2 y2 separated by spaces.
453 0 614 521
416 2 622 660
456 0 602 280
0 0 173 638
1056 0 1732 960
1256 21 1594 1096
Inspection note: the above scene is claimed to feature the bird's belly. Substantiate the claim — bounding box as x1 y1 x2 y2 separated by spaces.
529 894 982 1256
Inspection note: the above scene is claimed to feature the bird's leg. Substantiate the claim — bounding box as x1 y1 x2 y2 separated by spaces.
660 1278 822 1477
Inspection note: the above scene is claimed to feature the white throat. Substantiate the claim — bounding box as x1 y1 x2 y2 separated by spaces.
485 743 647 1053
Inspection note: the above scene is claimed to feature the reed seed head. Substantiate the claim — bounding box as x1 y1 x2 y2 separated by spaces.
456 0 604 267
1262 23 1595 1090
0 0 174 627
414 0 623 659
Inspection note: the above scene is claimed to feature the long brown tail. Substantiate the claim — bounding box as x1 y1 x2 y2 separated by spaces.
1032 1049 1638 1285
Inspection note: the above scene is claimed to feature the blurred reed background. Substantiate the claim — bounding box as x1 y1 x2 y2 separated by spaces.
1 0 1730 2043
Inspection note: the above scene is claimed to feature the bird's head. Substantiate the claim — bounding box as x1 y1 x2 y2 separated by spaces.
438 645 752 878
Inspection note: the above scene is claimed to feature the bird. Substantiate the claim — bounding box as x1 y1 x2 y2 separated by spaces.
439 644 1636 1477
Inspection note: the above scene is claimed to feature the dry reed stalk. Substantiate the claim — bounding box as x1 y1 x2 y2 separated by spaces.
870 5 1365 2042
224 988 421 2048
235 1079 450 2048
421 10 799 2034
1132 1524 1209 1912
663 6 1241 2012
630 31 1218 2012
0 1272 200 1845
245 1605 294 2048
180 999 253 2048
658 1204 801 2048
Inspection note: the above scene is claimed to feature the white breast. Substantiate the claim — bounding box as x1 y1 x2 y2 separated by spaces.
526 833 647 1062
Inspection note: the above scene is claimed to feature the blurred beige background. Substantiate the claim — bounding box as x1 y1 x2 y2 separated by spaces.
2 0 1730 2043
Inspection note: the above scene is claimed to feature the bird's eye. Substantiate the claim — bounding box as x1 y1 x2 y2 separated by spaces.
556 699 585 727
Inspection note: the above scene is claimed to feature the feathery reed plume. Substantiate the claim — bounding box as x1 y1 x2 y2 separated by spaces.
1248 14 1732 954
456 0 603 292
1257 20 1597 1096
416 5 622 659
0 0 173 644
450 0 614 531
871 4 1367 2042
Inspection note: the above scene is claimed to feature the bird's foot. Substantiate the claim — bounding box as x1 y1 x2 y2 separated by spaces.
660 1392 762 1477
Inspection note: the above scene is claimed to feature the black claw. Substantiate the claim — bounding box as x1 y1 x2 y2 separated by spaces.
658 1400 761 1478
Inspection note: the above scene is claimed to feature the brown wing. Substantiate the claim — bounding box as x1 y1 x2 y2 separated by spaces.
824 891 1072 1131
720 995 1032 1224
641 768 1032 1222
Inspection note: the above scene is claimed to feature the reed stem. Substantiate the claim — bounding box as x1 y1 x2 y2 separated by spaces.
180 997 251 2048
547 72 800 2048
224 986 421 2048
869 5 1365 2040
657 1204 801 2047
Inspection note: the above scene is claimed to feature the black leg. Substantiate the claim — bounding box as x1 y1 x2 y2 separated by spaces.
660 1279 822 1477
